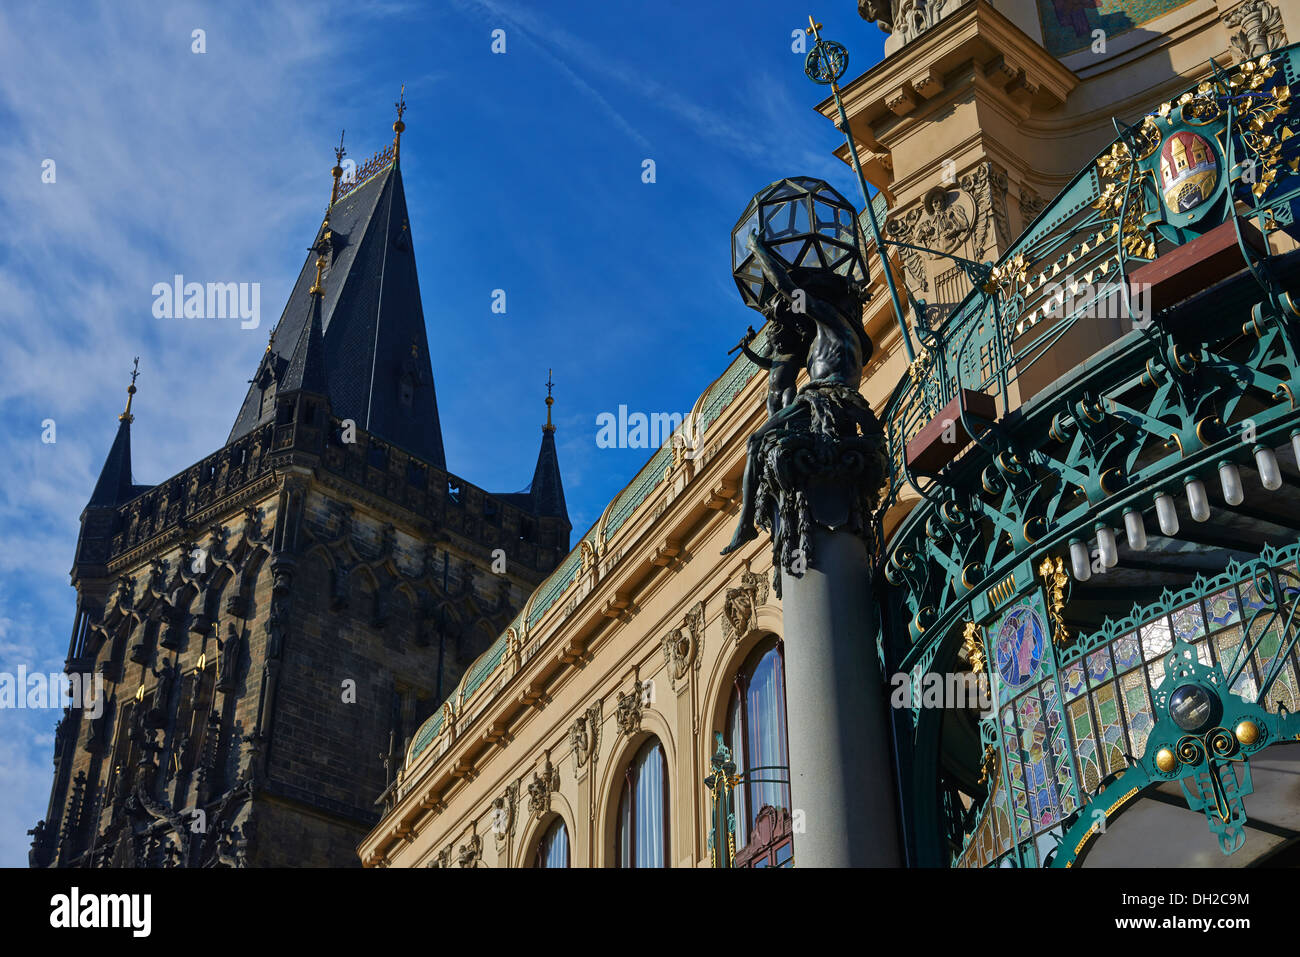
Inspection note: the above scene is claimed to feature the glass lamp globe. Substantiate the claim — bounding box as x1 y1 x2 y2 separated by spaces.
731 176 868 310
1169 684 1216 733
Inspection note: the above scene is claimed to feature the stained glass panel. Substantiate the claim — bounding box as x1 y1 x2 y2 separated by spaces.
1041 679 1078 816
1087 647 1113 687
1141 618 1173 662
1240 579 1267 614
1113 634 1142 671
1001 705 1032 840
1119 669 1154 760
1016 690 1061 832
1205 587 1240 629
1172 601 1207 641
1093 682 1127 776
1213 625 1257 701
1061 662 1086 701
1067 697 1102 793
1252 626 1300 713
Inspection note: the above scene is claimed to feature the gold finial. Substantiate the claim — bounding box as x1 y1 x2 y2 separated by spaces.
544 368 555 432
329 129 346 210
393 84 407 163
309 255 326 296
119 357 140 423
807 15 823 37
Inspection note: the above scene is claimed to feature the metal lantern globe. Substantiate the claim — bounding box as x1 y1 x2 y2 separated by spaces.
731 176 868 311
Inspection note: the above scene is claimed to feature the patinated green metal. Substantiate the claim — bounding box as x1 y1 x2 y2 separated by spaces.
877 44 1300 867
704 733 738 868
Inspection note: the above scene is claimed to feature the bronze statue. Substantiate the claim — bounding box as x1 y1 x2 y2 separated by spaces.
723 229 879 557
736 314 811 420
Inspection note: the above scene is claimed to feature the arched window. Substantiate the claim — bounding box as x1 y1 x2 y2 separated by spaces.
534 817 569 868
616 737 668 867
726 638 793 867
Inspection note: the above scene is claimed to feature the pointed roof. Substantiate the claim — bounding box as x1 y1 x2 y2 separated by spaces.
282 263 330 396
227 160 446 468
88 416 135 508
527 427 568 522
89 363 145 508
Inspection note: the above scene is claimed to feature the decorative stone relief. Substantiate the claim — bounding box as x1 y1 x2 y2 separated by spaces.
894 0 959 44
1224 0 1287 60
428 844 453 868
1018 184 1048 228
526 759 560 817
663 601 705 688
491 780 518 846
722 570 768 643
457 833 481 867
858 0 965 45
886 161 1009 322
569 701 601 774
615 681 646 735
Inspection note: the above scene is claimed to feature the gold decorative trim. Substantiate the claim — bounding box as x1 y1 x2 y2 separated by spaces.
962 621 986 674
1038 555 1070 647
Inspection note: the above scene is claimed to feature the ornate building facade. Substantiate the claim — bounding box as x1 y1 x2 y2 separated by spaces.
361 0 1300 868
31 119 571 868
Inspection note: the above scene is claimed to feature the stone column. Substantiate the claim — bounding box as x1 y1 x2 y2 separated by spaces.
780 524 900 866
763 427 901 867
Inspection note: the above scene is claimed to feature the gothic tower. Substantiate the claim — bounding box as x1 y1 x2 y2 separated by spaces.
30 108 569 868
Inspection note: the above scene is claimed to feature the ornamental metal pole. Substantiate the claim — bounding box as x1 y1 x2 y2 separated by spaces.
805 15 915 363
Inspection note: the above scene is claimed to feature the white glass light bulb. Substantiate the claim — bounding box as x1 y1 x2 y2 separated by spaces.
1069 540 1092 582
1155 492 1179 536
1256 446 1282 490
1219 463 1243 506
1185 479 1210 522
1097 526 1118 568
1124 509 1147 551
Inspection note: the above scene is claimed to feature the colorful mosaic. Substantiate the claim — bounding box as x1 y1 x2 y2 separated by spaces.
994 602 1047 691
1037 0 1198 57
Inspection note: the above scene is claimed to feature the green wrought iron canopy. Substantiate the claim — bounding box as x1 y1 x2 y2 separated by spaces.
873 45 1300 868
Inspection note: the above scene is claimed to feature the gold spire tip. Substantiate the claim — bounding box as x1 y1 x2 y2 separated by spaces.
544 368 555 432
393 85 407 162
119 357 140 423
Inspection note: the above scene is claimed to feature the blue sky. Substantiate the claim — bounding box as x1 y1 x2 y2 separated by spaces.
0 0 884 866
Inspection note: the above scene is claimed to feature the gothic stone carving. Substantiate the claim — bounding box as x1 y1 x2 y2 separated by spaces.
663 601 705 688
1225 0 1286 60
722 571 768 643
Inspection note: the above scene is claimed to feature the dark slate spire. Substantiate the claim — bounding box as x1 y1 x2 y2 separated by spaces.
227 125 446 468
528 371 568 521
528 427 568 522
89 360 139 508
281 254 330 396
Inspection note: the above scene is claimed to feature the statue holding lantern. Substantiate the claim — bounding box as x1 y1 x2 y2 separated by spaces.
721 177 887 592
